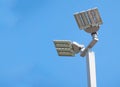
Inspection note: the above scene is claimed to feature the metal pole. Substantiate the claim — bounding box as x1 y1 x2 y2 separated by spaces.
86 49 97 87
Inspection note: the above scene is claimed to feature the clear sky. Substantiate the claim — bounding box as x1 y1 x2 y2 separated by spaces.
0 0 120 87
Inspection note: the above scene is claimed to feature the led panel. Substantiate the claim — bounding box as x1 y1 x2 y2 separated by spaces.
87 10 96 26
55 44 70 48
74 8 103 30
93 8 103 25
74 12 85 29
54 40 72 48
54 40 71 44
58 51 75 56
53 40 75 56
80 12 90 28
56 48 72 52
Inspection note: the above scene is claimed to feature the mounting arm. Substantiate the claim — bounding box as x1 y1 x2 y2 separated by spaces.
80 32 99 57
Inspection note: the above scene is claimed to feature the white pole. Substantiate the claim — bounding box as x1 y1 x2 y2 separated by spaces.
86 49 97 87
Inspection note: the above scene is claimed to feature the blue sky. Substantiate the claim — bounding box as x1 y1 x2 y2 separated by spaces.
0 0 120 87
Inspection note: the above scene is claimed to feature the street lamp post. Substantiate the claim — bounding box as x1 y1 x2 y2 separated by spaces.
53 8 103 87
86 49 97 87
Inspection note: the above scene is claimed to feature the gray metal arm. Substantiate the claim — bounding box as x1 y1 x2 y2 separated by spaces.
80 33 98 57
